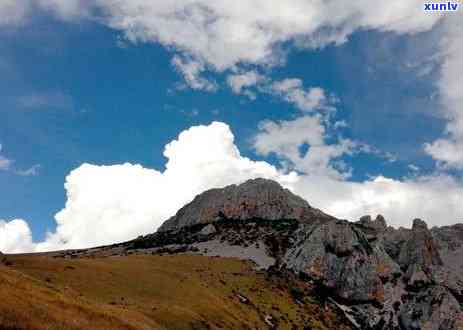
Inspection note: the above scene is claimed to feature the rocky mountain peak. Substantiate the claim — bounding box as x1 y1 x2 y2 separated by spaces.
374 214 387 228
412 218 428 231
357 214 388 235
399 218 442 271
158 178 334 232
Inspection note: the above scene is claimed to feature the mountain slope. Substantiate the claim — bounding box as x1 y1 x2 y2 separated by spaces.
1 253 352 330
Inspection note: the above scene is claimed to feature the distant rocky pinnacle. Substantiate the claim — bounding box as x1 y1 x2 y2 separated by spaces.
129 178 463 330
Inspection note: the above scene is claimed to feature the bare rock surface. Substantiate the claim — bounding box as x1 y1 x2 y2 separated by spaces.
398 219 442 272
158 178 334 232
191 239 275 270
284 220 399 304
431 224 463 253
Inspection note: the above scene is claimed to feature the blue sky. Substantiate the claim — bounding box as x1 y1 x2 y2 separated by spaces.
0 1 462 252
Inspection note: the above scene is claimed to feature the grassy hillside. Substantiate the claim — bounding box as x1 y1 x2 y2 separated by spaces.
1 253 352 329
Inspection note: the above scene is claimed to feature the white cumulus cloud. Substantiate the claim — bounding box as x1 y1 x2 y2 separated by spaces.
227 71 265 99
293 174 463 229
254 115 351 177
0 219 35 253
424 14 463 169
269 79 329 112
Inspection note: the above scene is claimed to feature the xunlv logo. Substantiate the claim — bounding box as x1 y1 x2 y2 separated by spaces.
424 2 459 11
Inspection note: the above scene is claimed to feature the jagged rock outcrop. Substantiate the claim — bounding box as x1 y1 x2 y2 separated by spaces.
432 224 463 253
399 285 463 330
158 178 334 232
134 178 463 330
353 217 463 329
397 219 442 290
284 220 400 305
398 219 442 270
355 215 388 240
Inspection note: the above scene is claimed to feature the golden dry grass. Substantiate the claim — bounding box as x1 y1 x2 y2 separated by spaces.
1 253 352 329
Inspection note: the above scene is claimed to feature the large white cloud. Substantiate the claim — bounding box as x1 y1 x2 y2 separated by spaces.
424 14 463 169
1 1 443 69
0 219 35 253
95 0 442 70
292 174 463 229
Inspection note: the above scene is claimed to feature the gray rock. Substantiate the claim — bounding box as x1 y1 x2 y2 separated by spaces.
158 178 334 232
191 239 276 270
283 216 463 329
284 221 399 304
357 215 387 233
399 285 463 330
199 224 217 236
405 264 433 291
431 223 463 252
382 226 412 262
398 219 443 278
355 214 388 242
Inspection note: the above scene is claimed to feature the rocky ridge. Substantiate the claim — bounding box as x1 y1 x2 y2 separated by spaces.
116 179 463 329
158 178 335 231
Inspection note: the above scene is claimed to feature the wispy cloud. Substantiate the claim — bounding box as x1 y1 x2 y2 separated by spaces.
171 56 218 92
227 71 265 100
0 156 12 171
0 144 12 171
0 144 41 176
15 164 41 177
16 90 74 111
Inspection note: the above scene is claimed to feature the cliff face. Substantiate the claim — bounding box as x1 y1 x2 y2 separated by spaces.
140 179 463 329
158 178 334 232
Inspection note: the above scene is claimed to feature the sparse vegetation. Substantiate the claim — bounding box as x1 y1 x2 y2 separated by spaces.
1 254 352 329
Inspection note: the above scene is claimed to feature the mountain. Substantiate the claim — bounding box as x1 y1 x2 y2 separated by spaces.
130 178 463 329
2 178 463 329
158 178 335 232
